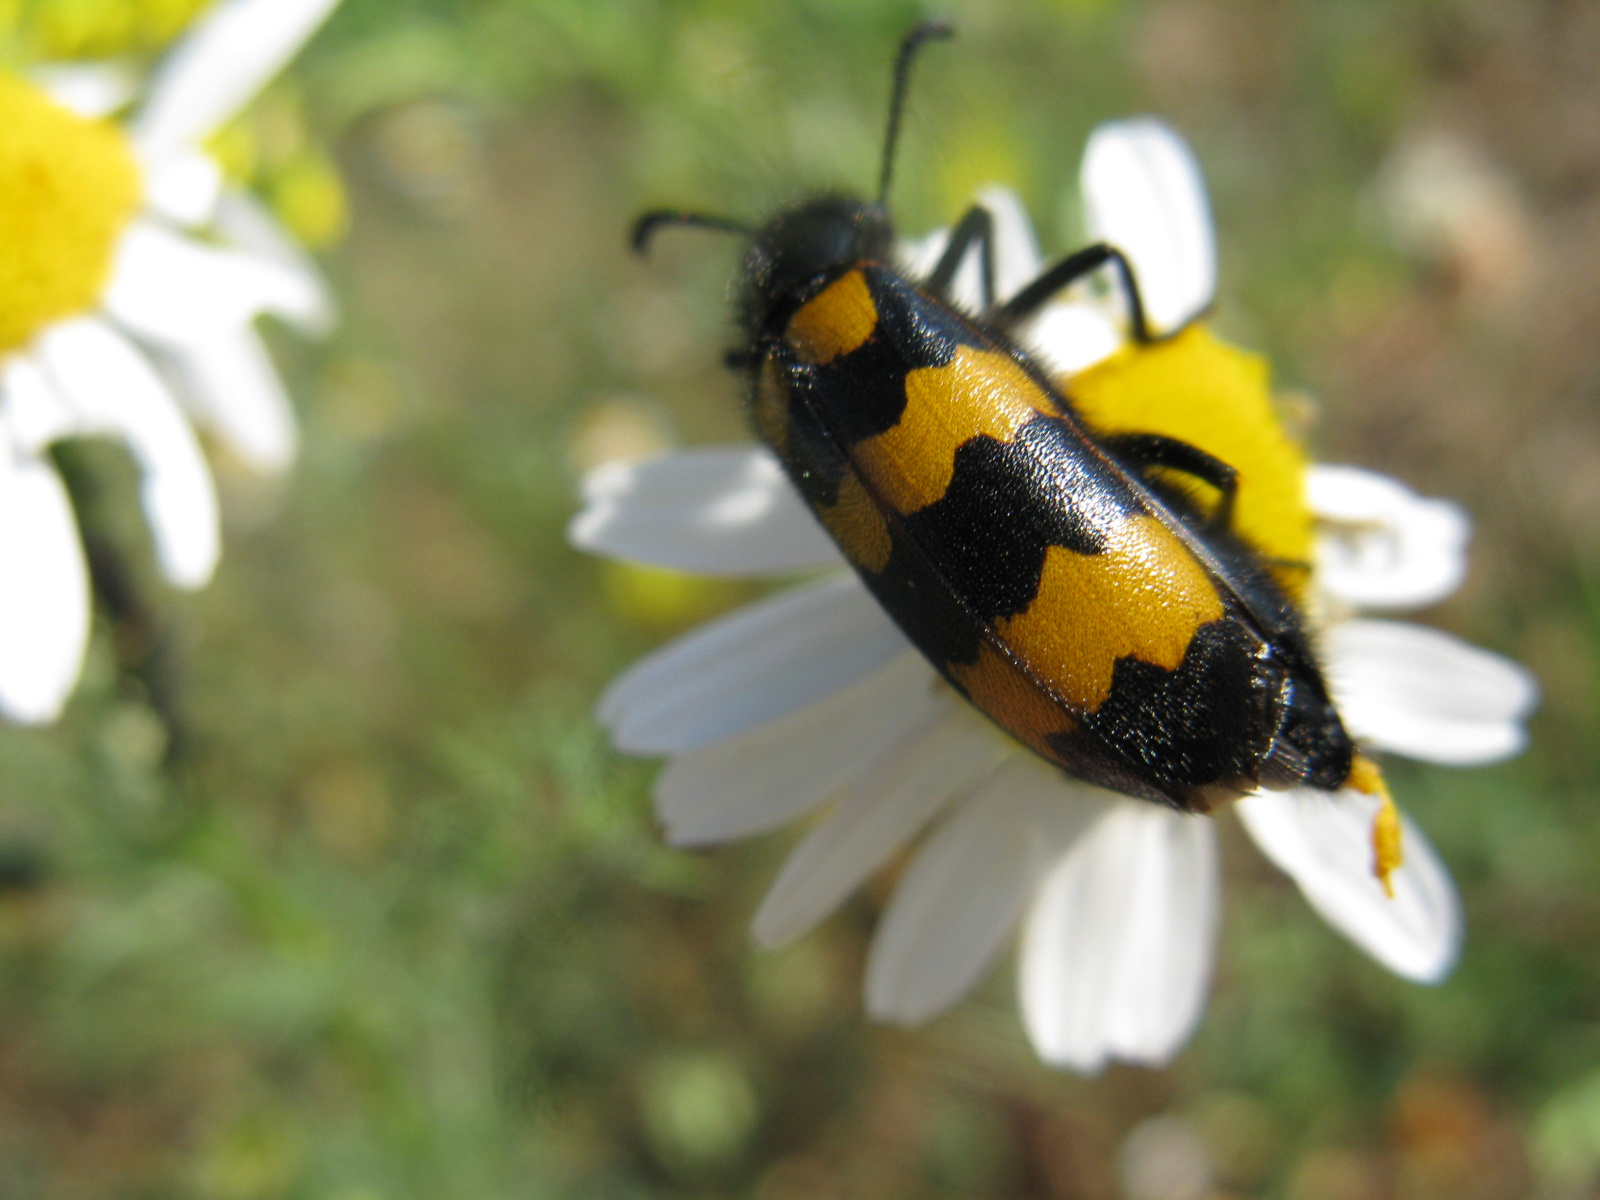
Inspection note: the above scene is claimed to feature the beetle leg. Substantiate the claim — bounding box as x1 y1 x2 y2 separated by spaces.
994 242 1160 343
923 205 996 311
1101 432 1238 531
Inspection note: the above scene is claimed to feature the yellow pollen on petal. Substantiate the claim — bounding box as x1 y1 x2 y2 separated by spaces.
1065 324 1316 606
1349 755 1405 898
0 72 142 354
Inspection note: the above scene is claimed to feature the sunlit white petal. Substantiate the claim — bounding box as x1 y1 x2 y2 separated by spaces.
1030 301 1124 377
34 62 137 118
898 188 1040 313
657 651 947 846
1 0 335 728
1308 465 1470 610
1236 787 1460 982
139 147 223 226
102 223 319 468
1 356 76 454
107 219 325 336
168 327 300 470
899 227 946 280
599 574 908 754
0 448 90 725
1082 118 1217 336
132 0 342 159
33 319 220 589
1324 619 1537 764
214 190 335 334
1019 802 1217 1073
867 756 1111 1024
751 707 1011 947
977 186 1045 303
571 447 841 576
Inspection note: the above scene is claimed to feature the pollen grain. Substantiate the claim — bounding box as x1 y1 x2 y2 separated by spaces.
1349 754 1405 898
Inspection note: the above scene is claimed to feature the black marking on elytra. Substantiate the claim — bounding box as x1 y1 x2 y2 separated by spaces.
798 334 914 445
1043 728 1178 807
861 265 978 368
762 365 853 508
1205 533 1301 641
782 265 983 448
762 264 988 497
899 415 1136 620
1262 644 1352 790
1081 618 1275 804
858 529 985 669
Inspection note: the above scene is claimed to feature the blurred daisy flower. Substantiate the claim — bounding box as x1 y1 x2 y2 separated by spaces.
0 0 340 723
572 120 1537 1073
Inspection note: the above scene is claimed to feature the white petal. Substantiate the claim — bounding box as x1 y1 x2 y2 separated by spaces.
976 186 1045 303
946 230 988 314
750 708 1011 947
900 228 947 280
570 447 841 575
214 190 335 334
866 756 1111 1024
139 148 223 227
0 445 90 724
898 187 1040 312
1028 301 1124 377
898 228 985 314
159 326 299 471
1 356 77 455
1082 118 1217 336
1236 788 1461 982
599 574 908 754
131 0 342 159
1323 619 1537 764
33 320 219 589
1019 802 1218 1074
105 225 311 471
33 62 138 118
1308 465 1471 610
656 651 948 846
103 224 316 470
106 220 326 336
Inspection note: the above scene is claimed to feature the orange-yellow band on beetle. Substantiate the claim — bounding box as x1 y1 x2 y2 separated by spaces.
1348 755 1403 898
786 269 878 364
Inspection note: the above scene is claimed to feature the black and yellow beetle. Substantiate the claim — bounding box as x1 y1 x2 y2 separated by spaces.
632 24 1399 867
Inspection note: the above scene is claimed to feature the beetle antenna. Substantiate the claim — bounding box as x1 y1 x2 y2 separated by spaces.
876 20 955 209
631 210 753 256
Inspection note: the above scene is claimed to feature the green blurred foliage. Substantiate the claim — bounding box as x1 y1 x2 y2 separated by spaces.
4 0 1600 1196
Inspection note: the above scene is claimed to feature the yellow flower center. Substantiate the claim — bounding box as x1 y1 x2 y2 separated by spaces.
0 72 142 354
1066 324 1316 606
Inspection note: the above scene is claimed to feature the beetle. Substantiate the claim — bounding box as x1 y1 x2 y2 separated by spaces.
631 23 1400 874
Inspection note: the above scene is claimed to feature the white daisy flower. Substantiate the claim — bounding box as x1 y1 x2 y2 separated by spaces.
0 0 341 725
572 119 1538 1073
